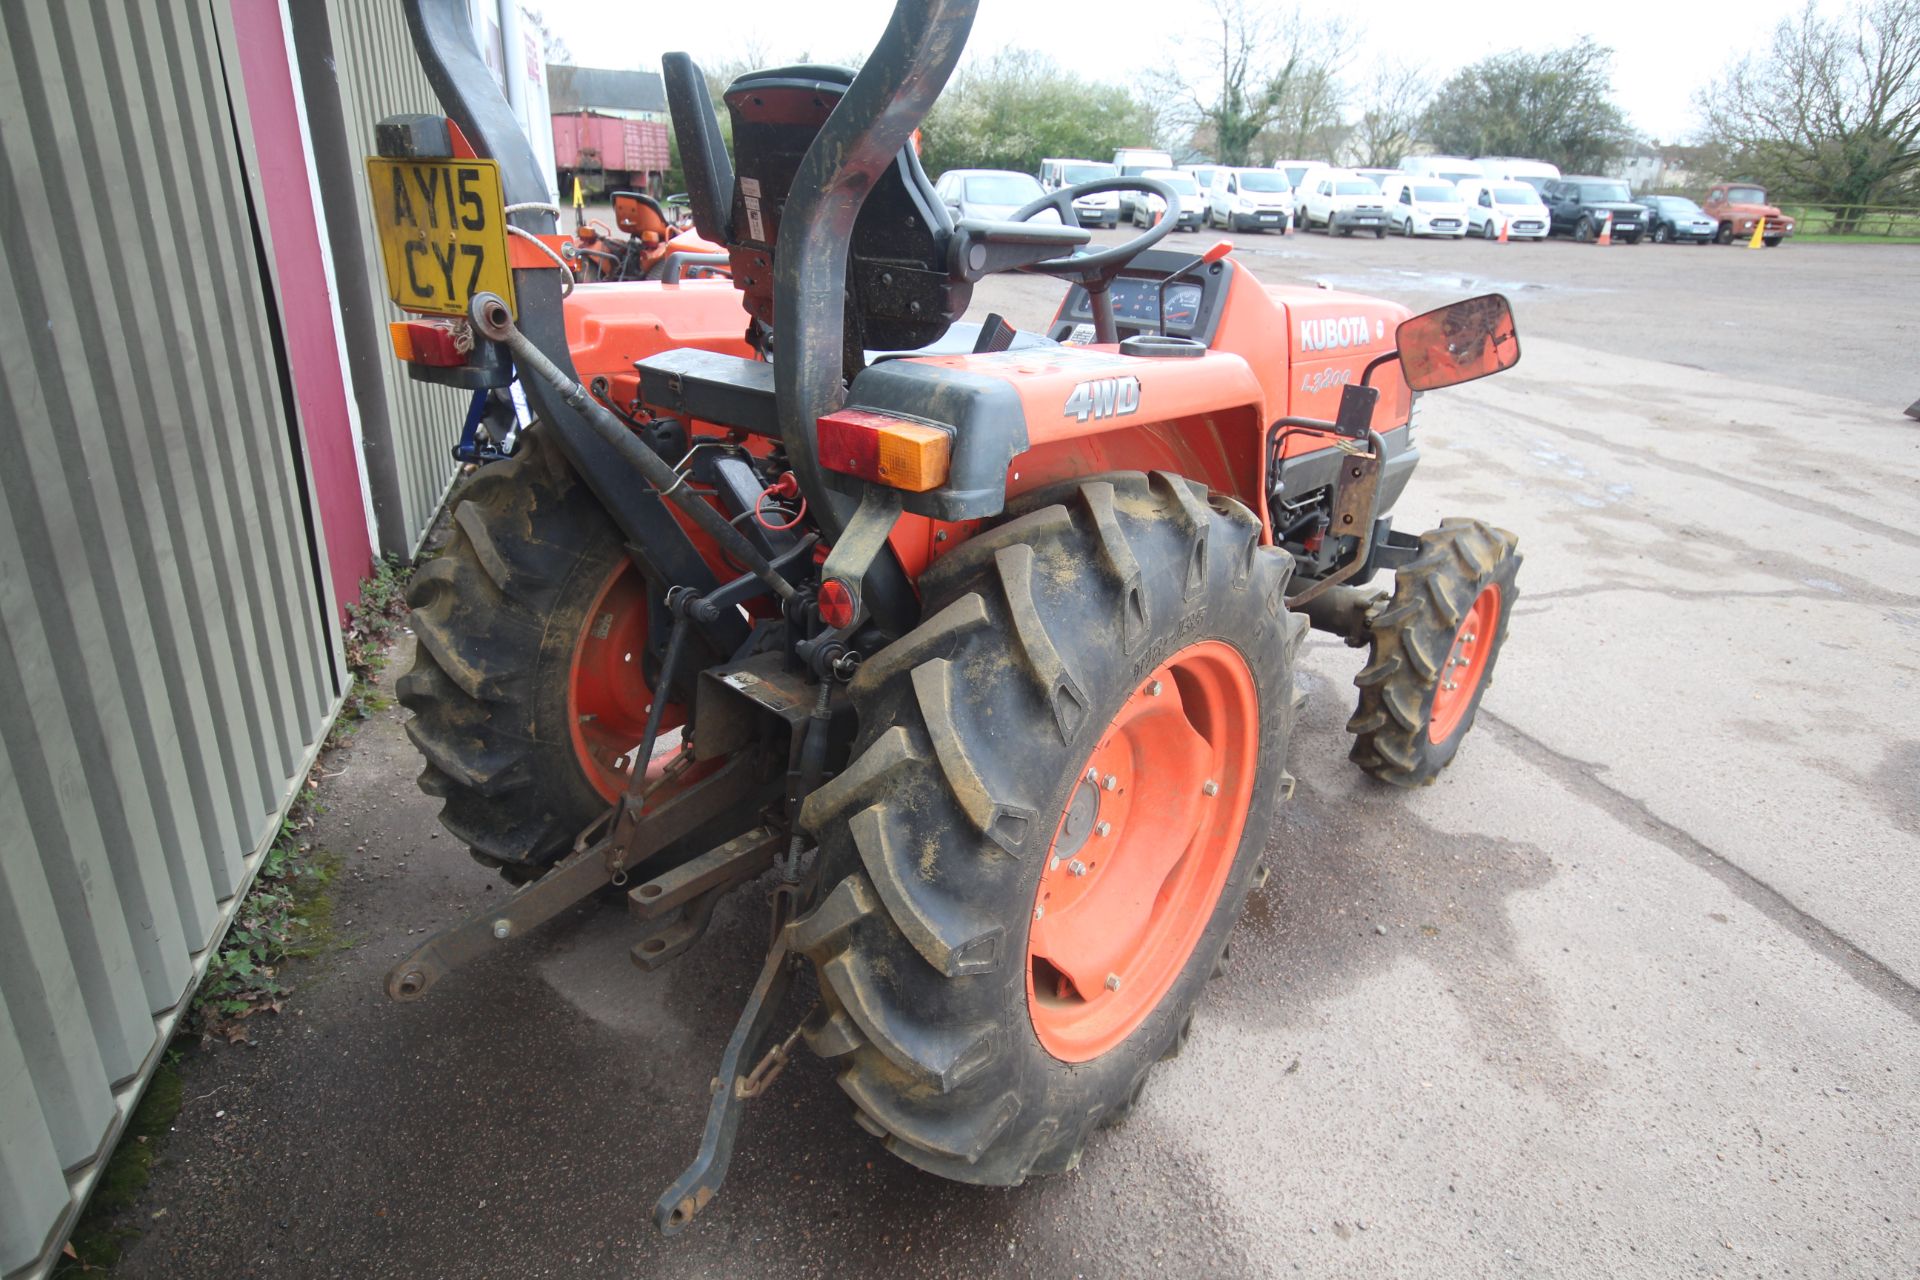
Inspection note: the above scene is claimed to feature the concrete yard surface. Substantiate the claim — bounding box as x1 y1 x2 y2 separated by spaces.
115 237 1920 1278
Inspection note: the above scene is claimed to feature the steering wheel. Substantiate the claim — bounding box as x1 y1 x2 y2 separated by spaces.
1006 176 1182 342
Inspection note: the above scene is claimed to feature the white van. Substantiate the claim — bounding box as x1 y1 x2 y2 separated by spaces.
1111 148 1175 219
1475 157 1561 195
1038 157 1120 228
1456 178 1551 239
1380 174 1472 237
1397 155 1485 189
1299 169 1390 236
1204 167 1295 232
1271 159 1331 219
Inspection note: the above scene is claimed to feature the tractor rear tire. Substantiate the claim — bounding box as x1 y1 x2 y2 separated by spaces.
790 472 1303 1185
398 427 668 879
1347 518 1521 786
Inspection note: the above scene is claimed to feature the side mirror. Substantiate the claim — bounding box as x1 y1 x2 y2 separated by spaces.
1395 293 1520 392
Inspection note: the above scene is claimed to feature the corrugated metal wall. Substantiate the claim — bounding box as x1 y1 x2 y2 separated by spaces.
0 2 341 1274
322 0 467 555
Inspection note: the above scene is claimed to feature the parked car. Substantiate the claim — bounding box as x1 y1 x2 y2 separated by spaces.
1380 174 1471 238
1112 147 1175 220
1205 167 1295 231
1637 194 1718 244
933 169 1060 223
1182 164 1220 194
1457 179 1551 240
1352 167 1402 192
1701 181 1795 246
1301 169 1391 236
1542 176 1647 243
1397 155 1485 188
1131 169 1205 230
1475 157 1561 195
1038 158 1120 228
1272 159 1331 221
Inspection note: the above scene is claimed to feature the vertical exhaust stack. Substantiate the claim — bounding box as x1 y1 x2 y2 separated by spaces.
769 0 978 543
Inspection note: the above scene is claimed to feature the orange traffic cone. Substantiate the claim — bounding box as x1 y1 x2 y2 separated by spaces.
1596 211 1613 246
1748 216 1767 248
1497 217 1509 244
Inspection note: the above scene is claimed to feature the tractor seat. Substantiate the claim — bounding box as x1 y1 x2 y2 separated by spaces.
720 65 1087 357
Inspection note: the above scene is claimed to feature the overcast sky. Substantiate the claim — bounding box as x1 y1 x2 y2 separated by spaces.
534 0 1818 144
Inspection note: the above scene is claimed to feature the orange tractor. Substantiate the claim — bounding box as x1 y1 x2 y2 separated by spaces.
570 189 730 282
377 0 1522 1231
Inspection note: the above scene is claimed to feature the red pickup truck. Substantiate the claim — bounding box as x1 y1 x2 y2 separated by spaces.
1702 182 1795 247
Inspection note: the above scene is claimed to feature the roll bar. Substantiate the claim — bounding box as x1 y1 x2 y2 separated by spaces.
770 0 979 542
401 0 739 646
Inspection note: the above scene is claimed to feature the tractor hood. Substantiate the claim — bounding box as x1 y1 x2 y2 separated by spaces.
1272 286 1411 424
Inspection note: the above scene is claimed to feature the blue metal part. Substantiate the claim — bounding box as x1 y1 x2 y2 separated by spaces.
451 387 514 464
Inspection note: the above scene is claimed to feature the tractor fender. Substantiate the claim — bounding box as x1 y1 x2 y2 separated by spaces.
838 345 1269 525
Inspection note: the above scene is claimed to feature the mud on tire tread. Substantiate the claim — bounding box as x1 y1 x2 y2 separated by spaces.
791 472 1303 1185
397 428 636 877
1347 518 1521 786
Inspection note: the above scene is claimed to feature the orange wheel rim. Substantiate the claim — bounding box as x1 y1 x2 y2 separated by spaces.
1428 584 1501 744
1026 640 1259 1062
567 562 683 803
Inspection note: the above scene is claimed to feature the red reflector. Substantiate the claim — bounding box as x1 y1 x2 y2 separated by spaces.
818 578 857 630
389 319 470 367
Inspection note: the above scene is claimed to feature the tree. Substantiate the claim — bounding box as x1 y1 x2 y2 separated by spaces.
1697 0 1920 226
918 49 1153 177
1419 39 1632 172
1161 0 1357 166
1346 60 1431 168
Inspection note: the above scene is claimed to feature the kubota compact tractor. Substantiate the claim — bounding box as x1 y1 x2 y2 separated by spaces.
570 189 730 282
374 0 1522 1232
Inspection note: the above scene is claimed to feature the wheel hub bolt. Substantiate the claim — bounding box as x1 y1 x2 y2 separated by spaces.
1202 779 1219 796
1148 680 1163 696
1106 973 1121 991
1087 767 1100 782
491 919 511 940
1096 821 1111 837
1463 632 1477 643
1069 859 1087 876
1442 680 1458 691
1103 774 1118 791
1048 855 1061 871
1034 904 1045 921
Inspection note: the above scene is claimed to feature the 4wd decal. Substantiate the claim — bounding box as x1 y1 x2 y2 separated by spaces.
1065 375 1141 422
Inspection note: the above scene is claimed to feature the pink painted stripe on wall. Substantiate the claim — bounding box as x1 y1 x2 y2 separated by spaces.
231 0 373 617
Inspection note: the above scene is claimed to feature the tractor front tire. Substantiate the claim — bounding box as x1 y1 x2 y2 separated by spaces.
399 428 669 878
1348 519 1521 786
792 472 1302 1185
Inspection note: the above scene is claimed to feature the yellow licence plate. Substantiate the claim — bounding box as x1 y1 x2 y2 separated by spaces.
365 156 516 319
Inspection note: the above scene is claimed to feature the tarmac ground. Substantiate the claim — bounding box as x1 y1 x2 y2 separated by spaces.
114 229 1920 1278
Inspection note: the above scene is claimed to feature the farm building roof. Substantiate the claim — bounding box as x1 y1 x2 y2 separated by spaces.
549 65 668 114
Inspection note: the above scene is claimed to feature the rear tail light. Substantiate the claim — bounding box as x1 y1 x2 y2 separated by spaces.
816 409 951 492
389 318 472 367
